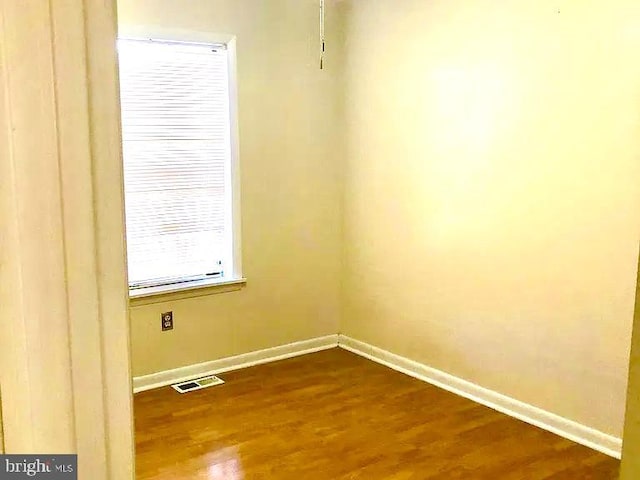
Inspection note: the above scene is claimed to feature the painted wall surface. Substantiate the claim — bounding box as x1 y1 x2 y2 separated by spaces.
621 255 640 478
118 0 345 376
341 0 640 436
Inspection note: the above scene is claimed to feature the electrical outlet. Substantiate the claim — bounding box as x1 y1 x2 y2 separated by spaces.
161 311 173 331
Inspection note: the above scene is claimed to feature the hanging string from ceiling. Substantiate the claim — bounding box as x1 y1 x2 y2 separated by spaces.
320 0 325 69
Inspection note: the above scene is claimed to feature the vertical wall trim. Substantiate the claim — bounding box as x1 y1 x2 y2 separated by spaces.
0 0 134 477
620 249 640 478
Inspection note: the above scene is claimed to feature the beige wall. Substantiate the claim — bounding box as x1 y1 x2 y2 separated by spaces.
621 255 640 477
118 0 345 376
341 0 640 436
120 0 640 441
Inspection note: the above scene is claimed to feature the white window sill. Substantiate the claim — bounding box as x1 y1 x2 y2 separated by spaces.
129 277 246 306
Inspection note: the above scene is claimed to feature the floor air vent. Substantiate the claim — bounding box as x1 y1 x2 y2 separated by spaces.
172 375 225 394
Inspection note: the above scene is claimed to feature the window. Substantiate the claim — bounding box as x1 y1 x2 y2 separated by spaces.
118 37 241 295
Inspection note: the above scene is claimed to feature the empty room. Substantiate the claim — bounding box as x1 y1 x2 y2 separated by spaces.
2 0 640 479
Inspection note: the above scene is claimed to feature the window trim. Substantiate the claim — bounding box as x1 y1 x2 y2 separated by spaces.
118 26 243 298
129 277 247 305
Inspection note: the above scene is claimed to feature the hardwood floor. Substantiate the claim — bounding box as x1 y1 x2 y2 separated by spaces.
135 348 619 479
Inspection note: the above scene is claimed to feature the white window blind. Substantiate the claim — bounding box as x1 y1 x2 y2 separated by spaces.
118 39 232 289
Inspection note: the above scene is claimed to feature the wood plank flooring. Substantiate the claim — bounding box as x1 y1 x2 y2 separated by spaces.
135 348 619 479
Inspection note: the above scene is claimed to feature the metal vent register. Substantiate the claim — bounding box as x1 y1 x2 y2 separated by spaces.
172 375 225 393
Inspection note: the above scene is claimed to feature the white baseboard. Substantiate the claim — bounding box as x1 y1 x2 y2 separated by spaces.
133 334 339 393
132 332 622 459
337 335 622 459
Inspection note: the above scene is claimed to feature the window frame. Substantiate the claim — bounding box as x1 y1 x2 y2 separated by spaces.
118 26 244 299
